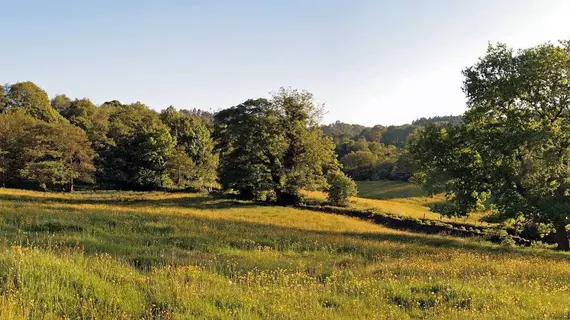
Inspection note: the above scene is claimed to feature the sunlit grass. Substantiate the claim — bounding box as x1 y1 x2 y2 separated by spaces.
0 187 568 319
356 181 427 199
303 181 489 226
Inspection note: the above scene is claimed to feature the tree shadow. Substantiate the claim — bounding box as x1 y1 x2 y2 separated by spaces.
1 197 567 262
1 188 568 261
0 192 258 210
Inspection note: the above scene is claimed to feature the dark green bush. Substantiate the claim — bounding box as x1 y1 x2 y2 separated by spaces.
327 171 358 207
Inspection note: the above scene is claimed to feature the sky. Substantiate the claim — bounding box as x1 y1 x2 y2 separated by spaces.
1 1 569 126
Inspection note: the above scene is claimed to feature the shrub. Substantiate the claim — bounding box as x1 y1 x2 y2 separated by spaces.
327 171 358 206
500 236 516 248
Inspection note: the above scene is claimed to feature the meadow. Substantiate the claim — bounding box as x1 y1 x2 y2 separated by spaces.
304 181 488 226
0 187 570 319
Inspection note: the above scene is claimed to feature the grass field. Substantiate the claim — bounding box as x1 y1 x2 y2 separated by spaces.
304 181 488 226
1 188 570 319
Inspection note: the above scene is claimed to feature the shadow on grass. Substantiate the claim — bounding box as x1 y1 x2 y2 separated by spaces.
0 196 567 263
0 192 258 210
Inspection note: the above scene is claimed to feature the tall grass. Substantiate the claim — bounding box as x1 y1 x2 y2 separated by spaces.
0 188 569 319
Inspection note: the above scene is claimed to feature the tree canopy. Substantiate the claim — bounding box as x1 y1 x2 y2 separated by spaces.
1 82 64 122
160 106 217 190
98 103 176 190
214 89 344 205
409 40 570 250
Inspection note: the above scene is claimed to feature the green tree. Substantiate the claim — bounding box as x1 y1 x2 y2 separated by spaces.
269 88 338 204
409 40 570 250
60 98 97 132
2 82 64 122
350 137 370 152
0 112 39 187
51 94 72 113
412 115 462 126
322 121 367 138
167 150 197 188
215 98 286 199
360 125 386 142
21 122 95 191
327 171 358 206
340 151 378 180
160 106 218 189
215 89 338 205
391 151 416 181
381 125 416 147
99 103 175 190
180 108 214 128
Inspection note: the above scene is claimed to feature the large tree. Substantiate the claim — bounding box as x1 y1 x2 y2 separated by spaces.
21 122 95 191
0 112 39 187
214 98 285 199
214 89 340 205
1 82 64 122
99 103 175 190
409 40 570 250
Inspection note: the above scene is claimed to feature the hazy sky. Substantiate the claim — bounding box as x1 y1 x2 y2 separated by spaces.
1 1 569 126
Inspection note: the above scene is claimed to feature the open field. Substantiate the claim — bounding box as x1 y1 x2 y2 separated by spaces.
304 181 488 226
356 181 428 200
0 188 570 319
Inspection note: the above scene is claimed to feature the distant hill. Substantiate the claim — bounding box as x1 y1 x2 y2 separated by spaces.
412 115 462 126
322 115 462 148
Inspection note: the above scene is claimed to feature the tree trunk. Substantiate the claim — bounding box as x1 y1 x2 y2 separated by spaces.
555 222 569 251
69 179 74 193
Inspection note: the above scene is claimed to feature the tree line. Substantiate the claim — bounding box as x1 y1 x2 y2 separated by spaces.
0 84 356 206
322 116 461 182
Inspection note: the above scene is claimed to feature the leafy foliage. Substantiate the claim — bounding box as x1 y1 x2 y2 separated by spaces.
160 106 217 189
20 122 95 191
1 82 64 122
322 121 367 139
412 115 462 126
99 103 175 190
410 40 570 250
0 112 39 186
327 171 357 206
215 89 338 204
50 94 72 113
59 98 98 132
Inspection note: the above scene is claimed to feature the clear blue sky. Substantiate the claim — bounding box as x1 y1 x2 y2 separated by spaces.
2 1 569 126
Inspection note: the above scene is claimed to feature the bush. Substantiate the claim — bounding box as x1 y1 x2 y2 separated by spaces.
500 236 516 248
327 172 358 206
